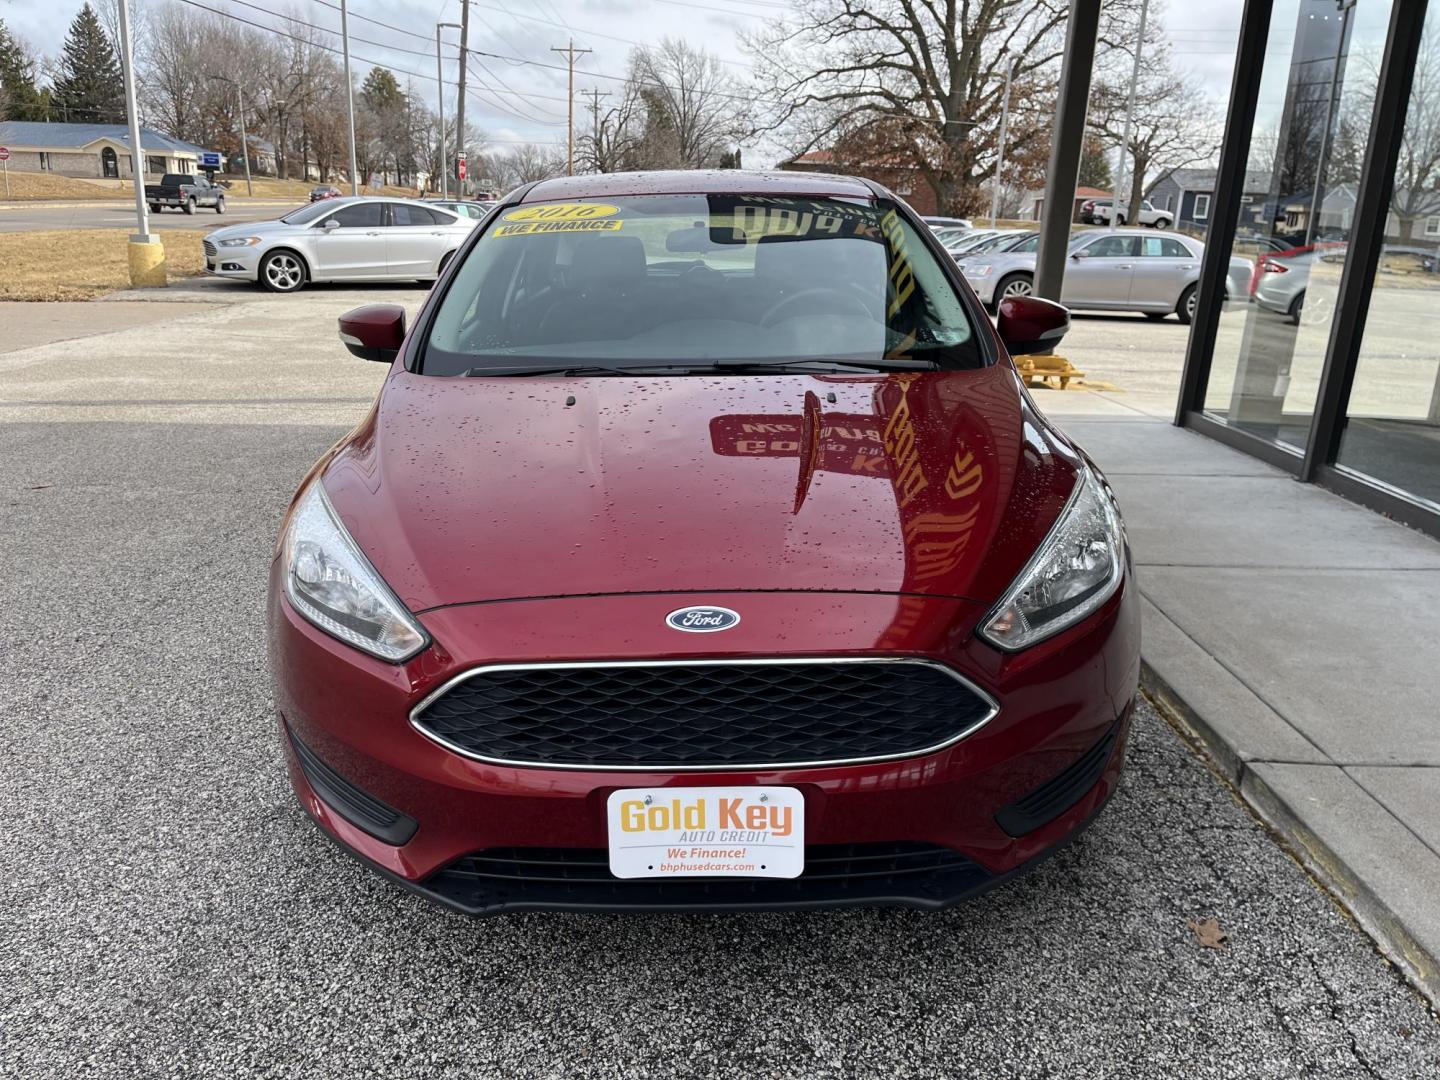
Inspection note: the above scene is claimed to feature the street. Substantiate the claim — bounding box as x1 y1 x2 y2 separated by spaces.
2 286 1437 1077
0 198 299 233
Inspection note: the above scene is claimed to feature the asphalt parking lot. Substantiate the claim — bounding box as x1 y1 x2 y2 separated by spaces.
2 287 1438 1077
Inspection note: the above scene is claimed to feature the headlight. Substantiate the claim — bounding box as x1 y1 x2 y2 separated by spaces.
965 264 993 277
281 480 428 662
978 466 1125 651
219 236 261 247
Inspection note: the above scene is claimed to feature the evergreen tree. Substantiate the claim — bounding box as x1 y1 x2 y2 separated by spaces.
1078 135 1115 192
51 4 125 124
0 20 46 121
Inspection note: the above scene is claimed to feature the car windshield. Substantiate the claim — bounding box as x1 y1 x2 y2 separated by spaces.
423 193 984 374
281 201 339 225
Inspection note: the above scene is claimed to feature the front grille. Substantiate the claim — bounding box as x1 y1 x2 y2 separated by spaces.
202 239 217 257
422 842 991 913
411 660 997 770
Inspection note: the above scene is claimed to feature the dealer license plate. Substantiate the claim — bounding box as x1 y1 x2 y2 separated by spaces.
606 786 805 879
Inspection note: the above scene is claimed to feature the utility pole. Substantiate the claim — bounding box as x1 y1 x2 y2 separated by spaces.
551 39 593 176
1111 0 1150 231
990 54 1015 226
340 0 359 194
436 22 461 199
581 88 608 172
456 0 470 196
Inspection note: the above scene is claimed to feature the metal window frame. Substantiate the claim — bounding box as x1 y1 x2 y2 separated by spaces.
1175 0 1274 426
1175 0 1440 540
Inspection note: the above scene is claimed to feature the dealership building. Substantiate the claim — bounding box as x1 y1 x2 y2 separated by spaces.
1038 0 1440 537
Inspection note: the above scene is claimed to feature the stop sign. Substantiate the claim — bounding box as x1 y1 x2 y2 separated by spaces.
457 156 467 181
0 147 10 161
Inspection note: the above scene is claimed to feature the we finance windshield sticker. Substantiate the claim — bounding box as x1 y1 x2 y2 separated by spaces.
496 202 623 236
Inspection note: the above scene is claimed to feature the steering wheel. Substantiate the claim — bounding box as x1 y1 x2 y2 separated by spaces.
760 287 873 327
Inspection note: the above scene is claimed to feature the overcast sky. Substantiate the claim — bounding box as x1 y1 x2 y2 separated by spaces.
2 0 1250 165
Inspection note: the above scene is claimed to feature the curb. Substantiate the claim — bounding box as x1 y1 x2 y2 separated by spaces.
1141 658 1440 1011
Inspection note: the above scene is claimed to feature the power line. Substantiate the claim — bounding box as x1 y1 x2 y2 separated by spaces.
170 0 563 127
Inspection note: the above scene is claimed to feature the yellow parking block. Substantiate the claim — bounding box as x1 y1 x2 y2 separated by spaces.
127 236 168 288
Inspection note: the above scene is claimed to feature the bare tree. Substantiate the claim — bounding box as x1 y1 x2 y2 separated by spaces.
488 143 565 189
629 38 747 168
1337 29 1440 241
743 0 1139 215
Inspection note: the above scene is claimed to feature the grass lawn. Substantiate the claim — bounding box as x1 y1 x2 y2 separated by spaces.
0 172 131 200
0 229 207 300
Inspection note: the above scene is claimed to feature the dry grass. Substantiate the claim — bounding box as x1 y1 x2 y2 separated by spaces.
0 229 208 300
0 172 131 200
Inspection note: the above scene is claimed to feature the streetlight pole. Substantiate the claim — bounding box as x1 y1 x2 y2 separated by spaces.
437 22 461 199
116 0 163 285
1112 0 1150 232
990 54 1015 226
1307 0 1357 246
340 0 359 195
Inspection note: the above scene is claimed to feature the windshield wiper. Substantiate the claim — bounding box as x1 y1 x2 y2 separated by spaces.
677 358 939 374
462 364 663 377
461 357 940 377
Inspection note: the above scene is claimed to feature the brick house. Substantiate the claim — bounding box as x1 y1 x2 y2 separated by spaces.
0 121 214 180
777 150 938 215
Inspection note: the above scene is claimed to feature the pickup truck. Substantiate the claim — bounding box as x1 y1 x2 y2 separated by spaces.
1081 197 1172 229
145 174 227 215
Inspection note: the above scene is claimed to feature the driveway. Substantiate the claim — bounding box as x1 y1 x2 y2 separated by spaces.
2 286 1437 1077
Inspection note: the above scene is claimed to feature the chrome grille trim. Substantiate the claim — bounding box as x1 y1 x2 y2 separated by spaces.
407 657 1001 772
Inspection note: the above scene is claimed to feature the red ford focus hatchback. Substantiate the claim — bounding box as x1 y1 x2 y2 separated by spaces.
269 170 1139 914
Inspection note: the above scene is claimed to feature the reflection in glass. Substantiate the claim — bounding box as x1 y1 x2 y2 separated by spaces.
1204 0 1393 451
1335 11 1440 512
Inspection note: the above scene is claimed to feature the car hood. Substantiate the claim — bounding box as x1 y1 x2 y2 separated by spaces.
319 365 1083 611
208 218 302 242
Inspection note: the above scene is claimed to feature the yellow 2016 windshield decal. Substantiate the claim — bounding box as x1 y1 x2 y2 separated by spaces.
503 202 621 222
493 219 623 237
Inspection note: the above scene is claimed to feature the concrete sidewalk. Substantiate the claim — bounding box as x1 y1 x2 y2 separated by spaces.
1045 386 1440 1008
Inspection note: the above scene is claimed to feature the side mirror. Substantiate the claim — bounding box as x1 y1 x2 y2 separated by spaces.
1070 249 1088 260
322 217 341 230
996 295 1070 357
339 304 406 363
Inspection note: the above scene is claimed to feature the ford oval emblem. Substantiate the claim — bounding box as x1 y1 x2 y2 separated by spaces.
665 606 741 633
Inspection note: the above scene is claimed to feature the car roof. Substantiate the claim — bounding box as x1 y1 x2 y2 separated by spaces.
520 169 876 202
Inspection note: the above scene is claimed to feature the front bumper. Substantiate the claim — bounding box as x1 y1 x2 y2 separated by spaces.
962 273 998 304
203 244 261 281
270 580 1140 914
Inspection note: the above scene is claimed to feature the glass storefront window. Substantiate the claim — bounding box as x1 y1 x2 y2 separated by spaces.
1334 7 1440 512
1203 0 1394 453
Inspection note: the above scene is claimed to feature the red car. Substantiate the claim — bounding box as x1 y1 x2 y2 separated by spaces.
270 171 1139 914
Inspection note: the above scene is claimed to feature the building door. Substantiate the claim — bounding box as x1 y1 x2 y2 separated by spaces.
101 147 118 179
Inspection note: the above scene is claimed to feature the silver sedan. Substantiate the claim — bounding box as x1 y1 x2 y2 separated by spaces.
959 228 1253 323
203 196 477 293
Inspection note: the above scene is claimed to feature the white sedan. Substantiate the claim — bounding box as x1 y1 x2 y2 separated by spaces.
203 197 477 293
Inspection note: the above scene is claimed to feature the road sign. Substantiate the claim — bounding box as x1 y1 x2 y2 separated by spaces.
0 147 10 161
457 156 467 181
0 147 8 198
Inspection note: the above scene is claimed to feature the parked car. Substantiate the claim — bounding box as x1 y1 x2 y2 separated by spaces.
202 196 475 293
1250 242 1349 325
432 199 496 221
145 173 226 215
961 227 1252 322
942 229 1005 256
1081 198 1173 229
268 170 1138 916
922 214 973 231
310 185 343 202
